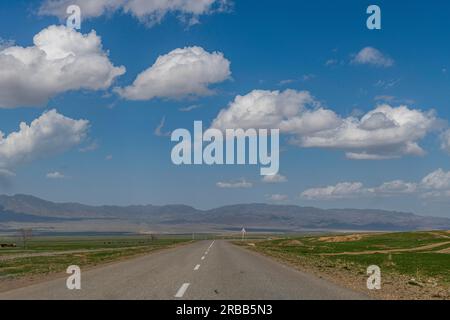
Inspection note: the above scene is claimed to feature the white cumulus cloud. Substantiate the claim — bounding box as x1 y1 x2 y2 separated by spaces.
299 105 438 160
421 169 450 190
46 171 66 179
212 89 439 160
116 46 230 101
374 180 417 195
351 47 394 67
301 182 366 200
39 0 230 26
262 174 287 183
211 89 339 134
0 25 125 108
216 179 252 189
300 169 450 201
266 194 288 201
0 109 89 170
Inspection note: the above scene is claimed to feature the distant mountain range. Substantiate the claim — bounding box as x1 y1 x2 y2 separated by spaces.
1 194 450 234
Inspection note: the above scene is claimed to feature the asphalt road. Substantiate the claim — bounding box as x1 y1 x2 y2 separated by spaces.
0 240 368 300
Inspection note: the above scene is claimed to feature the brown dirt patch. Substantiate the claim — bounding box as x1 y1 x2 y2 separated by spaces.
436 247 450 254
283 240 303 246
321 241 450 256
319 234 367 243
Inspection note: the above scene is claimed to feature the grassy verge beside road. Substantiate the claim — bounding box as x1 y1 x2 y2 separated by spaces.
0 236 191 287
235 231 450 300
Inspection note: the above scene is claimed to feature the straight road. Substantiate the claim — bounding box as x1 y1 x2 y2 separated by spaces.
0 240 368 300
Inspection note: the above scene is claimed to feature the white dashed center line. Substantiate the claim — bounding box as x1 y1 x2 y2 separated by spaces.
175 283 190 298
174 241 215 298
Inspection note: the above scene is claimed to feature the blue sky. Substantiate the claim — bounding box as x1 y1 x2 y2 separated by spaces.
1 0 450 217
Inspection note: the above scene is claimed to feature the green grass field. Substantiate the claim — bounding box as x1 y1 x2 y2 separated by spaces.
0 235 191 280
238 231 450 287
